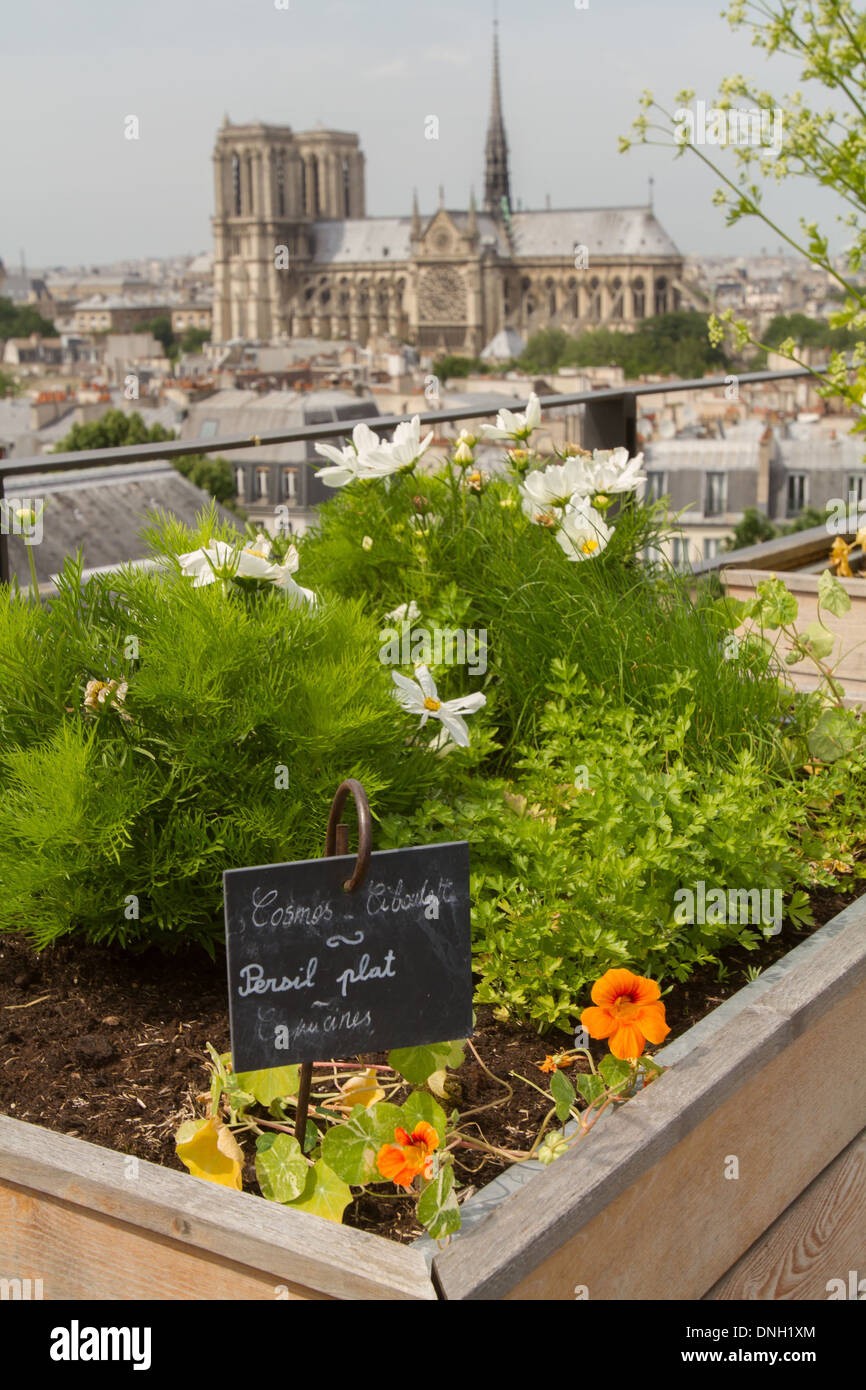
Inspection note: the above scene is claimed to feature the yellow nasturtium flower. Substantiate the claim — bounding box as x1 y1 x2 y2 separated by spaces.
175 1117 244 1189
336 1066 385 1111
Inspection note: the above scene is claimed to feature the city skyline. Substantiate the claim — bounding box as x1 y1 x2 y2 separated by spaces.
2 0 855 269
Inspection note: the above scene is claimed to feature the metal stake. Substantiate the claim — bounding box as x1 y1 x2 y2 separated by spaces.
294 781 372 1145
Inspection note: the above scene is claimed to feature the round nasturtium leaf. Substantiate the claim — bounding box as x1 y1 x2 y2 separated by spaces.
284 1161 352 1224
808 708 859 762
321 1102 403 1185
399 1090 447 1141
255 1133 308 1203
388 1042 453 1085
417 1163 461 1239
234 1066 300 1106
818 569 852 618
549 1068 576 1123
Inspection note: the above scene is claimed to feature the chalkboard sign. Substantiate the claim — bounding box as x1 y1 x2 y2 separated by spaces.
223 841 472 1072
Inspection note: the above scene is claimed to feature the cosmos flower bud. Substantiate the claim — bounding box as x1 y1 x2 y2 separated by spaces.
454 440 475 464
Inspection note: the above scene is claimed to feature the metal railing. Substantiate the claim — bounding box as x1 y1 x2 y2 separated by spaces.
0 364 827 585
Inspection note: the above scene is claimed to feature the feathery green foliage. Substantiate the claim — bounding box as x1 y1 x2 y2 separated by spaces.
0 510 443 950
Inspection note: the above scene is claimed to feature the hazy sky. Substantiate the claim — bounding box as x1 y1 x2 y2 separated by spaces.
1 0 854 267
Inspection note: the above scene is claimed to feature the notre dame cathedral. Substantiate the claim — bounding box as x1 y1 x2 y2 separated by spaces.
211 27 683 351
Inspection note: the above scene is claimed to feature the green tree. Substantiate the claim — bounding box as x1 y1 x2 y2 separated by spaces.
139 315 176 357
0 369 20 399
54 410 175 453
173 453 237 506
518 312 730 378
724 504 831 552
431 354 487 379
179 327 211 355
723 507 777 551
623 1 866 431
0 296 56 339
779 506 829 535
518 328 571 372
764 314 859 353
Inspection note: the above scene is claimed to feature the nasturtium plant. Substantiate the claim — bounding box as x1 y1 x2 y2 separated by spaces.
174 970 680 1235
808 708 859 763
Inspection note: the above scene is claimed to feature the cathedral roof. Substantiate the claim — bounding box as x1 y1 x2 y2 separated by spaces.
509 207 681 259
448 211 511 255
309 206 680 266
313 218 412 264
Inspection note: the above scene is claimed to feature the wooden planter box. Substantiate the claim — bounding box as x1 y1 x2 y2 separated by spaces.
724 567 866 702
2 895 866 1301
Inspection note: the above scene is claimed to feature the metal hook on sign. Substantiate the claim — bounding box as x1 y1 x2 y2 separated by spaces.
325 778 372 892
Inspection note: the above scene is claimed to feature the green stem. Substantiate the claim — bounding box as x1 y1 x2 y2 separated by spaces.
25 543 39 603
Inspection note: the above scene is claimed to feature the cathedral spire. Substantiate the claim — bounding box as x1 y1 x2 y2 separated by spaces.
411 187 421 237
484 16 511 217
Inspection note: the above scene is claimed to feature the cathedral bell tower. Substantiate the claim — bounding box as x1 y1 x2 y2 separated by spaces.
211 120 365 342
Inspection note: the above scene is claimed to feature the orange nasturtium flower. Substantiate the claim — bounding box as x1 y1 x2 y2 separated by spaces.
580 968 670 1060
377 1122 439 1188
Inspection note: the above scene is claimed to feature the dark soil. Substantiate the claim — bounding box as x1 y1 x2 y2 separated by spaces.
0 886 855 1243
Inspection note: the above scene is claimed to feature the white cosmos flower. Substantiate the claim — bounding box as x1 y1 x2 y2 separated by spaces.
83 678 131 720
480 392 542 442
520 457 592 514
178 540 266 586
314 421 383 487
556 501 612 562
392 664 485 748
386 600 421 623
363 415 434 477
178 540 316 605
246 532 273 561
576 449 647 497
269 559 317 607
